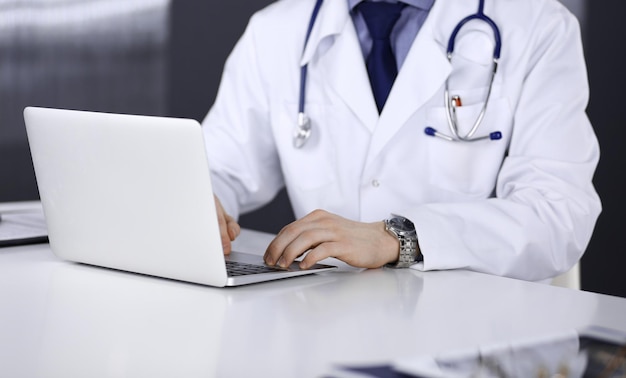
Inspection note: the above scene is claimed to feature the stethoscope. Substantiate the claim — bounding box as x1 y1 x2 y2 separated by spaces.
293 0 503 149
293 0 324 148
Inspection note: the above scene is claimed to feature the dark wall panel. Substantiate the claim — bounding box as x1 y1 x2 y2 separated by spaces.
168 0 293 234
581 0 626 298
168 1 273 121
0 1 170 201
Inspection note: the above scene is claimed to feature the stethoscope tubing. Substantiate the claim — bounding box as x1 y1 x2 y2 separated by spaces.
295 0 503 148
298 0 324 115
294 0 324 149
446 0 501 60
426 0 503 142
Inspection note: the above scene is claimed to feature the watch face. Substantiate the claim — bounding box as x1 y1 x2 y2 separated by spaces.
389 216 415 232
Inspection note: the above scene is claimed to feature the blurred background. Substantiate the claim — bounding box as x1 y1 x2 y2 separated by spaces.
1 0 623 297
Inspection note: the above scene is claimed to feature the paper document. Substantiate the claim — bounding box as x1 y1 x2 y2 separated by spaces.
328 327 626 378
0 210 48 247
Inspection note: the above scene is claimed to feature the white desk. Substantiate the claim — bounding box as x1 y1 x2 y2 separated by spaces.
1 205 625 377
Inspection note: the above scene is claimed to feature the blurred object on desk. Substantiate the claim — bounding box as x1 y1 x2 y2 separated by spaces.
0 201 47 247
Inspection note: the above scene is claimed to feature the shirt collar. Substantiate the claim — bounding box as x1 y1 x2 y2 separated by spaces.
348 0 435 12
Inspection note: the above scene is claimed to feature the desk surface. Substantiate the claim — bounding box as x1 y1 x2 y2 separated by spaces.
1 205 625 377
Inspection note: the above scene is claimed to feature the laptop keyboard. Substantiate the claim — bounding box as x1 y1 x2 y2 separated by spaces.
225 260 288 276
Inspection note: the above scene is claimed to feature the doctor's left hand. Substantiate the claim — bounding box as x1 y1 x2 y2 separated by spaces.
264 209 399 269
214 195 240 255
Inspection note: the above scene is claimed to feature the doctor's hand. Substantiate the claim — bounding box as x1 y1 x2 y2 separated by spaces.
264 210 399 269
214 195 240 255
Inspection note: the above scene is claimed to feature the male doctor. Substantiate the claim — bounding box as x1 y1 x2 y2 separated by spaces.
202 0 601 281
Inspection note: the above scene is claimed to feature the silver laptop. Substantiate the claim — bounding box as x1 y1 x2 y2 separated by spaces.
24 107 336 287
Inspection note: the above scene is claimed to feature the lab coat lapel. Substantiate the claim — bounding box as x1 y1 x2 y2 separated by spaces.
368 0 452 162
301 0 378 133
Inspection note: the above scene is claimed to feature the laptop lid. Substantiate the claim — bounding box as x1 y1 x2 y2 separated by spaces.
24 107 334 287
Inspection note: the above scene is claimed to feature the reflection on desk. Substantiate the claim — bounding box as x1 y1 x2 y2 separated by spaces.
35 261 423 377
1 229 626 377
0 206 47 247
366 327 626 378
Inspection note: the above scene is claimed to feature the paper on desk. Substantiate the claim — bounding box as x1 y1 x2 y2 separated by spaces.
328 331 585 378
0 210 48 247
392 330 584 378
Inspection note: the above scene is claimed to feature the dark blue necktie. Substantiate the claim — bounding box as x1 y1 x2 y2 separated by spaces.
358 1 405 113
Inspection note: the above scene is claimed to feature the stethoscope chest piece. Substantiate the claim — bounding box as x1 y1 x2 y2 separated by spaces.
293 112 311 149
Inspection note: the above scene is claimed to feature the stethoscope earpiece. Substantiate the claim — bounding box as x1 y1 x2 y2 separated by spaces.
424 127 502 142
489 131 502 140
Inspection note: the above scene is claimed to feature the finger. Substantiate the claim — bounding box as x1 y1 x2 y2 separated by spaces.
277 227 331 268
219 217 233 255
225 213 241 241
214 196 233 255
264 210 332 265
265 218 314 265
265 224 297 265
299 242 339 270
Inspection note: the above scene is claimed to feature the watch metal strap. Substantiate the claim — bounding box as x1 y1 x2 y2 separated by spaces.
384 217 421 268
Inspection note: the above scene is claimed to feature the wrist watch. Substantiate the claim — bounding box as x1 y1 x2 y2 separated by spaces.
384 215 421 268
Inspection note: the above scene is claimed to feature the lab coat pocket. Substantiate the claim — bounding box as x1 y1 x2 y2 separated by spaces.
425 97 513 197
275 102 335 191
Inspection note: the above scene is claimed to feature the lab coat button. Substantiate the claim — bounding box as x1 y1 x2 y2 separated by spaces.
371 179 380 188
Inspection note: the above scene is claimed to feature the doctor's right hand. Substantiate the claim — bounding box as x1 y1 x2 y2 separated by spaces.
214 195 240 255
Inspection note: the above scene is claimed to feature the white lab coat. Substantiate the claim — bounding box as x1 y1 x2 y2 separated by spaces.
202 0 601 281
